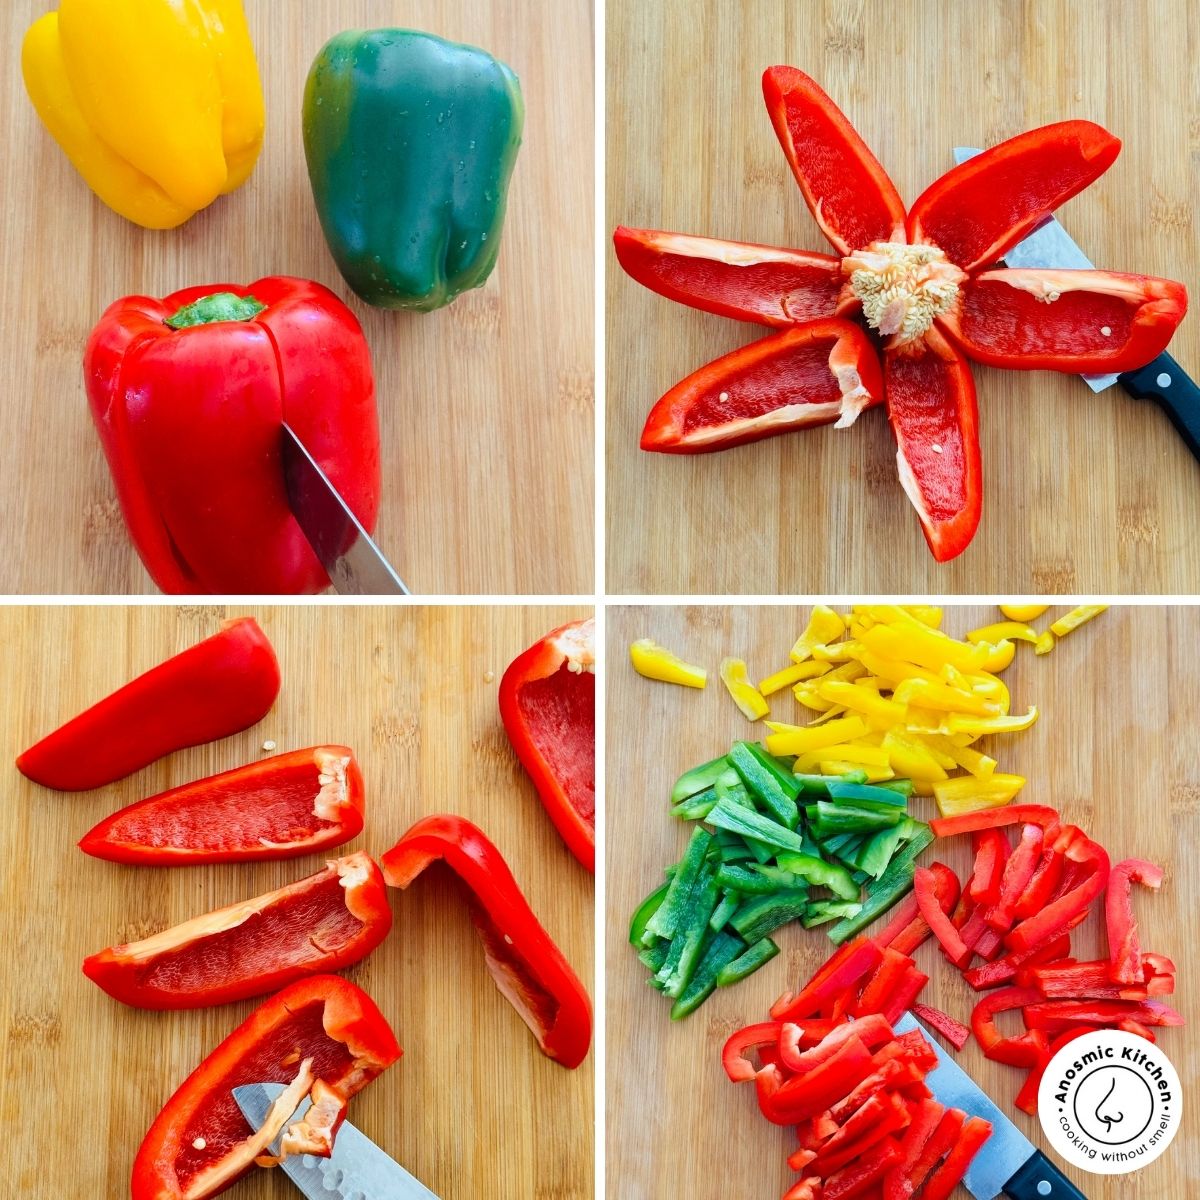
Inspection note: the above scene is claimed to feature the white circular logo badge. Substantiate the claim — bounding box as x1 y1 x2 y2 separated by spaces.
1038 1030 1181 1174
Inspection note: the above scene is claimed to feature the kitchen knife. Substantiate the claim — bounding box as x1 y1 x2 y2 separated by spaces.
233 1082 440 1199
953 146 1200 461
895 1012 1086 1200
280 423 410 595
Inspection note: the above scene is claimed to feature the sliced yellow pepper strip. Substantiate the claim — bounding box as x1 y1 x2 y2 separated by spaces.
789 606 846 663
1000 604 1050 622
1035 631 1055 656
794 743 891 771
818 680 907 727
893 677 1001 717
629 639 707 688
811 640 858 662
807 705 849 725
921 734 998 778
856 649 941 688
1049 605 1108 637
933 773 1027 816
860 620 989 674
911 734 957 770
758 660 828 695
765 716 868 757
719 657 769 720
946 706 1039 736
902 605 943 628
979 639 1016 672
966 621 1040 645
881 729 948 783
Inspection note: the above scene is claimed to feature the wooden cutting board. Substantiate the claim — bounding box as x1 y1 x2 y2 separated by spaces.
606 0 1200 594
0 604 594 1198
606 604 1197 1199
0 0 594 595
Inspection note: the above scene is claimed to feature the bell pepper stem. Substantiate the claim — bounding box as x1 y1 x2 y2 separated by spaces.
165 292 267 329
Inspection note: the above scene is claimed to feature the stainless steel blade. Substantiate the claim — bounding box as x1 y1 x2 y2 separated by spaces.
280 423 410 595
895 1012 1035 1200
952 147 1118 392
232 1083 440 1200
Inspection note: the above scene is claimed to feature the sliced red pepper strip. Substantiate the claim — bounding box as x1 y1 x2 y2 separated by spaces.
640 319 884 453
963 934 1071 991
919 1115 993 1200
906 1106 965 1194
763 1036 876 1123
131 975 400 1200
780 1014 894 1073
939 269 1187 373
881 861 960 956
882 1098 944 1197
912 1002 970 1051
1014 844 1066 920
772 936 883 1021
612 226 842 327
1023 999 1183 1033
787 1148 818 1172
1106 858 1165 985
971 986 1044 1062
882 966 930 1026
722 1020 784 1083
380 814 592 1068
829 1059 926 1126
884 326 981 563
78 746 365 865
823 1137 902 1200
907 120 1121 272
16 617 279 791
915 867 969 966
969 829 1010 906
856 949 918 1018
1117 1018 1157 1043
797 1110 841 1151
987 824 1044 932
83 852 392 1009
761 67 906 256
875 892 921 949
1024 959 1159 1002
931 805 1060 840
1006 837 1110 956
498 618 596 872
783 1178 823 1200
813 1091 911 1177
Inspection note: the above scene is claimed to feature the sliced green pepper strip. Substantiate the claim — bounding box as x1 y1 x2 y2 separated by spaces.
808 800 905 837
658 867 721 998
825 780 910 806
643 827 711 945
707 798 806 854
629 882 669 946
774 852 860 900
730 887 810 943
874 779 916 798
721 786 775 861
717 838 756 863
638 941 669 975
827 824 935 944
716 937 780 987
856 822 909 879
710 892 740 932
715 863 782 895
802 899 864 928
670 786 717 821
670 931 746 1020
729 741 800 826
671 755 731 803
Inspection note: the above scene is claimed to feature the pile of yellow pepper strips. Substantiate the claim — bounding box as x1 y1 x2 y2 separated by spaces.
631 604 1106 818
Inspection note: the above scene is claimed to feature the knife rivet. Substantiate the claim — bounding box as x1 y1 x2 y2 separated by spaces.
1157 372 1172 389
1037 1181 1052 1195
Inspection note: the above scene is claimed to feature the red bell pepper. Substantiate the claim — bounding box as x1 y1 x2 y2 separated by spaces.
911 1002 970 1051
931 804 1060 840
79 746 365 865
1106 858 1165 985
17 617 279 791
772 936 883 1021
1006 836 1110 955
824 1138 902 1200
780 1014 893 1073
919 1116 993 1200
131 975 400 1200
830 1059 927 1126
760 1036 876 1124
85 277 380 594
968 829 1009 906
971 987 1045 1064
878 862 960 955
638 319 883 453
883 1097 944 1195
914 867 970 966
722 1021 785 1082
987 824 1044 932
1023 999 1184 1033
963 934 1072 991
813 1091 911 1177
380 814 592 1068
498 618 596 871
83 852 392 1009
1014 842 1067 920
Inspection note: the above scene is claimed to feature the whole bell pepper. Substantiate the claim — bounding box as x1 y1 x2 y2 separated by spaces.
85 277 381 594
303 28 524 310
22 0 264 229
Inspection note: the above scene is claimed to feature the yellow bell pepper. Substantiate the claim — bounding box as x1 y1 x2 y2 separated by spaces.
1049 605 1108 637
793 743 891 772
817 680 907 727
945 706 1039 736
856 649 940 688
881 729 948 783
789 606 845 663
22 0 264 229
765 716 868 757
978 639 1016 672
933 773 1026 816
758 660 828 695
966 621 1040 645
860 620 988 674
629 639 707 689
902 605 943 628
921 734 997 778
1000 603 1049 622
1035 631 1055 656
893 677 1001 717
719 657 769 720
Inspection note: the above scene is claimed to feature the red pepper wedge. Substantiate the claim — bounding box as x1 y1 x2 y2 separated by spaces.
83 852 392 1009
612 226 842 327
79 746 365 865
823 1137 903 1200
17 617 279 791
1106 858 1165 985
906 1106 965 1194
1024 958 1165 1002
772 936 883 1021
919 1115 993 1200
1023 999 1184 1033
911 1002 970 1051
915 866 971 966
498 618 596 871
884 326 981 563
85 277 380 594
931 805 1061 841
380 814 592 1068
780 1014 893 1073
812 1091 911 1177
939 269 1187 372
963 934 1072 991
969 829 1010 906
639 319 884 453
882 1098 944 1197
907 120 1121 272
131 975 400 1200
1006 837 1110 956
762 67 906 256
987 824 1044 932
1014 843 1067 920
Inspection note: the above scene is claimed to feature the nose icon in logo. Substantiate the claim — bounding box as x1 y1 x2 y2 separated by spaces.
1093 1077 1124 1133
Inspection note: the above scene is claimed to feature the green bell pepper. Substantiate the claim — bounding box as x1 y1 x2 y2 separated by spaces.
303 29 524 310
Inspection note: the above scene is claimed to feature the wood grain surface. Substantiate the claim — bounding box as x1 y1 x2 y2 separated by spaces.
0 0 594 595
606 0 1200 595
0 604 593 1198
606 604 1198 1198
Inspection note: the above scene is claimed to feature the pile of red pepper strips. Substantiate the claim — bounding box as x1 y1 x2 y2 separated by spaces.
17 616 593 1200
615 67 1188 561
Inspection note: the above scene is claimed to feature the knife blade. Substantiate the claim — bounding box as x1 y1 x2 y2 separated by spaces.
895 1012 1087 1200
233 1082 440 1200
953 146 1200 460
280 423 410 595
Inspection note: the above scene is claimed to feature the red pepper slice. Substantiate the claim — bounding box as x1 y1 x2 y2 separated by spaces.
1014 843 1066 921
907 121 1121 272
915 866 970 966
971 986 1044 1063
1006 837 1109 956
829 1058 927 1126
498 618 596 871
911 1002 970 1051
823 1137 903 1200
884 327 981 563
131 975 400 1200
780 1014 893 1073
79 746 365 865
856 949 918 1018
16 617 279 791
761 1036 876 1124
771 936 883 1021
639 319 883 453
380 814 592 1068
83 852 392 1009
1024 959 1160 1002
882 1098 945 1197
782 1179 822 1200
1117 1018 1158 1043
919 1115 993 1200
721 1020 784 1083
987 824 1044 932
931 805 1061 840
879 862 960 955
939 269 1187 373
1023 999 1184 1033
963 934 1072 991
612 226 843 327
86 277 381 594
813 1091 911 1177
968 829 1010 906
1106 858 1165 985
906 1106 965 1193
761 67 906 256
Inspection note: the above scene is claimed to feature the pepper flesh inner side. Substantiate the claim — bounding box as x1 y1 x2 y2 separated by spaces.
517 666 595 824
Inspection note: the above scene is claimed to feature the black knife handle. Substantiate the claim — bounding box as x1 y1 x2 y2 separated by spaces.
1004 1150 1088 1200
1120 351 1200 463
